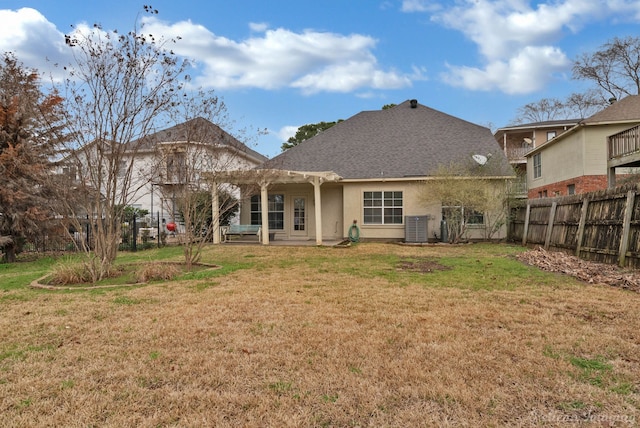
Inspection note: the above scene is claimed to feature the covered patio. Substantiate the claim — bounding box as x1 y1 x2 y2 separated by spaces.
206 169 342 246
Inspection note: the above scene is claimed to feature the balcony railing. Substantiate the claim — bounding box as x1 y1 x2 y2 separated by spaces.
608 124 640 160
505 147 530 162
507 177 527 197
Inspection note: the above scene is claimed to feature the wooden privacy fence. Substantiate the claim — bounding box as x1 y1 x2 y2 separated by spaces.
509 184 640 268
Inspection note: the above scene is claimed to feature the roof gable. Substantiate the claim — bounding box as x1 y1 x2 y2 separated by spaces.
527 95 640 156
266 100 513 179
582 95 640 124
132 118 267 162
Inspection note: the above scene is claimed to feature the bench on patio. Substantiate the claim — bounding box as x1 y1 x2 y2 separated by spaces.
222 224 262 242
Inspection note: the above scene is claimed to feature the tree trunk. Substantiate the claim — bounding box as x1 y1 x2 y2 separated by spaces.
3 242 16 263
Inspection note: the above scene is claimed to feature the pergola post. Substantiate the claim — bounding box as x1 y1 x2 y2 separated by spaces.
260 184 269 245
313 176 323 246
205 169 341 246
211 181 220 244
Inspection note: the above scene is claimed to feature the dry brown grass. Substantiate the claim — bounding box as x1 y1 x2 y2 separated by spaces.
1 243 639 427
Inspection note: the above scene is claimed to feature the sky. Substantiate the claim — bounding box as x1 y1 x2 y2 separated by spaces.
1 1 639 158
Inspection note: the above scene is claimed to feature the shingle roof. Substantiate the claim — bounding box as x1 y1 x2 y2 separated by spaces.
582 95 640 124
132 118 267 162
265 100 514 179
496 119 581 131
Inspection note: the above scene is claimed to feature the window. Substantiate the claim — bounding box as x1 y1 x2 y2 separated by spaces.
547 131 556 141
533 153 541 178
293 198 305 231
250 194 284 230
443 206 484 226
363 191 403 224
567 184 575 195
166 153 186 181
466 209 484 225
62 166 77 181
117 161 128 178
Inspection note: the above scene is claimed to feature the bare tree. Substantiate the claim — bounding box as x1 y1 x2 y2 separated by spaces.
514 97 565 123
563 90 607 118
512 91 605 124
573 36 640 101
155 92 260 269
56 7 187 281
419 161 509 243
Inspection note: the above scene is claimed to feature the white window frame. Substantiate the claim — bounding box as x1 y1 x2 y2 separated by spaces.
363 191 403 225
533 153 542 179
250 194 284 230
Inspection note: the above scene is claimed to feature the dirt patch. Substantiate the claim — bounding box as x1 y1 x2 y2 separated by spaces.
516 247 640 292
396 257 451 273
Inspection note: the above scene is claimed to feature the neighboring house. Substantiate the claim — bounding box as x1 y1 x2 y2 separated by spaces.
213 99 514 245
56 118 267 227
130 118 267 225
525 96 640 198
494 119 580 196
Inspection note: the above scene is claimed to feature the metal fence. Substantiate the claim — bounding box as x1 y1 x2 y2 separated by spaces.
22 214 165 254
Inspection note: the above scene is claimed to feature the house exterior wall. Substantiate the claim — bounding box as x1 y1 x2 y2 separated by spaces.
527 129 585 189
527 124 635 195
320 185 344 240
240 178 509 242
528 175 609 198
343 180 509 241
130 145 263 225
497 124 576 162
342 181 433 240
238 183 344 241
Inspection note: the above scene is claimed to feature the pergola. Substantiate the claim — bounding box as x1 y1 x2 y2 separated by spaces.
204 169 342 245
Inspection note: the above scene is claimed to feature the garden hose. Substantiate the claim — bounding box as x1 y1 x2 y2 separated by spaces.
348 221 360 242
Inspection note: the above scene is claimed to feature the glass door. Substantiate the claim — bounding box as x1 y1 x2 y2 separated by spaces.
291 197 307 236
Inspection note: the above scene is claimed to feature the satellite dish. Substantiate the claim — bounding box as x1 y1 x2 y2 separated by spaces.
472 154 488 165
523 137 533 145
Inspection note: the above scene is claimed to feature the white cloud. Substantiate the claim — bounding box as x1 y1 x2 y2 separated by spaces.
0 9 417 94
275 125 299 142
434 0 599 60
442 46 569 94
141 16 415 93
422 0 613 94
249 22 269 32
0 8 70 79
607 0 640 16
401 0 441 13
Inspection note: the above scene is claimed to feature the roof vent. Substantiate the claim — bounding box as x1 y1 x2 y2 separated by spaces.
410 99 418 108
609 97 617 104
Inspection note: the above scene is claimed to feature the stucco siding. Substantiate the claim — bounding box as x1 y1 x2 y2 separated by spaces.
319 185 344 240
240 183 343 241
527 123 640 195
528 130 585 188
342 181 428 240
241 179 509 242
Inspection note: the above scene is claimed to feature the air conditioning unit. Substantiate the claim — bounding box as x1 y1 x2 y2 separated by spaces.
405 215 429 243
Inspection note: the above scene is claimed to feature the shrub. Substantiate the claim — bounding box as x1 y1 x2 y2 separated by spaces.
48 259 92 285
135 262 179 283
48 258 124 286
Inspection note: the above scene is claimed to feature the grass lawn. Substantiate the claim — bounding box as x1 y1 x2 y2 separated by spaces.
0 243 638 427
